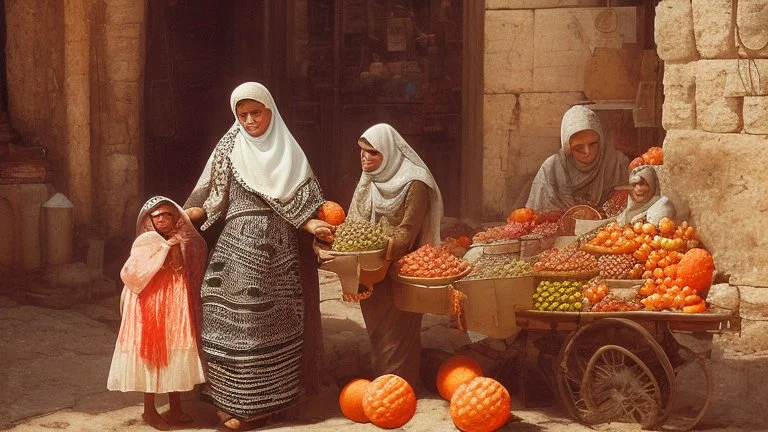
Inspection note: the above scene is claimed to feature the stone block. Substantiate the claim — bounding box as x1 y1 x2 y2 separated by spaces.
691 0 736 59
736 0 768 59
518 92 584 137
662 62 697 130
661 130 768 287
655 0 699 62
742 95 768 134
484 10 534 93
724 59 768 96
516 135 560 177
695 60 743 132
706 283 740 311
738 286 768 320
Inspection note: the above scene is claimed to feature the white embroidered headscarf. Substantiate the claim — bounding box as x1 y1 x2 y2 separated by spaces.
526 105 629 212
348 123 443 246
192 82 312 201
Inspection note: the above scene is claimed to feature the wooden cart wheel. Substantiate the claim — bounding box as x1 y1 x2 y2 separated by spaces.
581 345 662 428
554 318 677 429
661 338 714 431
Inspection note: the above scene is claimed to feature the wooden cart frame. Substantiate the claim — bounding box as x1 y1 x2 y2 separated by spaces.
514 310 739 431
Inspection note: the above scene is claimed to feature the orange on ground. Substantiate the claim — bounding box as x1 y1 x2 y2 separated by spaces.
361 374 417 429
450 377 511 432
436 355 484 400
317 200 346 226
338 378 371 423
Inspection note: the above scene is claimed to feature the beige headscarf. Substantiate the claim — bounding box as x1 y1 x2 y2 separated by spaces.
526 105 629 212
348 123 443 246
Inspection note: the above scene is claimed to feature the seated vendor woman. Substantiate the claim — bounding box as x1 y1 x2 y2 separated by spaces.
525 105 629 213
616 164 675 226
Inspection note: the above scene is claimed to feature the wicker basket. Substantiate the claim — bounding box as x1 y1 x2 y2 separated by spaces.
391 278 453 314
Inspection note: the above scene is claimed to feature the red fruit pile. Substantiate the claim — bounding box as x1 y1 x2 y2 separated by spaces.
397 245 470 278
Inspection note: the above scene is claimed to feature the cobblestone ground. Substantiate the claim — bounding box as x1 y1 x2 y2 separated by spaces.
0 273 757 432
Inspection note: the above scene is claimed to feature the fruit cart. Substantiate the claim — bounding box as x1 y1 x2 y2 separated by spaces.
513 308 739 431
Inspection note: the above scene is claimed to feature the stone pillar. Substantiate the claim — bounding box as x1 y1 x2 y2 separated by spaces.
63 0 92 225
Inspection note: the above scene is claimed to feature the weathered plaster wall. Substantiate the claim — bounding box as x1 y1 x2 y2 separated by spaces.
5 0 145 238
656 0 768 426
481 2 640 219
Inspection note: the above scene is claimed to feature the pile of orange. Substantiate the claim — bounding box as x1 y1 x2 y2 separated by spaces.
338 374 416 428
339 356 512 431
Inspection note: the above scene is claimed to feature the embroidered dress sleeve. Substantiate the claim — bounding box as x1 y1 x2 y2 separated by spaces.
386 181 429 260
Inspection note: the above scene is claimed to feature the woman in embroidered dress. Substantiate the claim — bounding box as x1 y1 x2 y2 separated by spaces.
524 105 629 213
348 123 443 389
107 196 208 431
184 82 333 430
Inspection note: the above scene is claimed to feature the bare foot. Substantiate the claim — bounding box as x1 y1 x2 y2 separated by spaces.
142 411 170 431
164 409 194 425
222 415 269 431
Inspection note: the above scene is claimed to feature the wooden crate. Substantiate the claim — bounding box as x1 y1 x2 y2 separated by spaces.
455 276 535 339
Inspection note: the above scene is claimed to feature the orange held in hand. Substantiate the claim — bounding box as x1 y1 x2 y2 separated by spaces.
318 200 346 225
339 378 371 423
450 377 511 432
436 355 484 400
362 374 417 429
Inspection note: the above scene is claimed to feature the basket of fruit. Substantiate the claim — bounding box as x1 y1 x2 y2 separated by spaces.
392 244 472 286
531 280 586 312
327 219 389 270
532 245 600 279
462 256 533 281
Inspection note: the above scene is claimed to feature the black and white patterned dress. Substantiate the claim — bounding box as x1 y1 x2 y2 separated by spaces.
198 176 323 420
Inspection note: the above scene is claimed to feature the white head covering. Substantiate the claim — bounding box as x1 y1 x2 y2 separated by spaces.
227 82 313 200
191 82 312 202
526 105 628 212
348 123 443 246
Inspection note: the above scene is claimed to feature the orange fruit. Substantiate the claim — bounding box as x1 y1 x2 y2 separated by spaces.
450 377 511 432
436 355 484 400
317 200 346 226
339 378 371 423
361 374 417 429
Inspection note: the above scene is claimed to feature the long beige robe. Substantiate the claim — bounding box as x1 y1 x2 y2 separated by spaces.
360 181 429 388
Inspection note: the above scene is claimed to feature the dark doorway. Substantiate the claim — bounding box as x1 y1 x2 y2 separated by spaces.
144 0 286 204
144 0 463 217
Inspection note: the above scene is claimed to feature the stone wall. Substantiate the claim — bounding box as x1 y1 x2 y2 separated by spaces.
5 0 145 238
481 1 643 219
656 0 768 426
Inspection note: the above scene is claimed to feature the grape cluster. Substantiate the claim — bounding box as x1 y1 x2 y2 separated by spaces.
331 219 389 252
465 256 532 280
533 246 598 273
533 280 584 312
597 254 638 279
